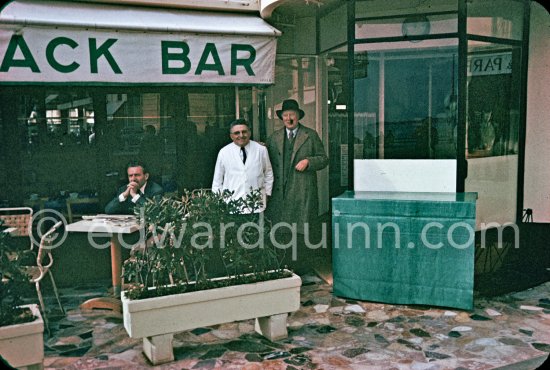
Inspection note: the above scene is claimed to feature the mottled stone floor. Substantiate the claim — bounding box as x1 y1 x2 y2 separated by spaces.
33 271 550 370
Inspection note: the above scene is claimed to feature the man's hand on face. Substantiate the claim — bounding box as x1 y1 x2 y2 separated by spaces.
122 184 131 198
123 165 148 199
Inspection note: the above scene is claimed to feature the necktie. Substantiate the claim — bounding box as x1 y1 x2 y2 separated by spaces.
288 130 295 140
241 147 247 164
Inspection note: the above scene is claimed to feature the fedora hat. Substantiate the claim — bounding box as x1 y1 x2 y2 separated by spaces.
276 99 305 120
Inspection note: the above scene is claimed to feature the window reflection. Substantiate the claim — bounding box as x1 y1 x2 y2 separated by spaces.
349 46 458 160
466 44 521 157
270 56 317 133
326 50 350 194
467 0 524 40
20 92 95 149
103 93 174 189
178 89 235 190
10 87 239 214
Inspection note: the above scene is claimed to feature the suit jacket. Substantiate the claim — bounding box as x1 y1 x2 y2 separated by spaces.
266 124 328 231
104 181 164 215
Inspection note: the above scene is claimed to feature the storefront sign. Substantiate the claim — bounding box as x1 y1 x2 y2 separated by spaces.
467 52 512 77
0 27 277 84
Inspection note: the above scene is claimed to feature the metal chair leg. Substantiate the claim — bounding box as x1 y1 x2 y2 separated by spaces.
48 270 65 314
35 282 50 336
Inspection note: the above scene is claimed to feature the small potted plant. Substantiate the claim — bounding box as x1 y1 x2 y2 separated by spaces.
0 225 44 369
121 189 301 365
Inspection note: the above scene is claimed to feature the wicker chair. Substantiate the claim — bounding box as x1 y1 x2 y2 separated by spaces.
0 207 33 239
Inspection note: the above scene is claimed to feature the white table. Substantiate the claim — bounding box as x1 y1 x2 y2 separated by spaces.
66 216 141 311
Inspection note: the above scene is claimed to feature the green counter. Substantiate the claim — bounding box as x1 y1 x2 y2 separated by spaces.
332 191 477 310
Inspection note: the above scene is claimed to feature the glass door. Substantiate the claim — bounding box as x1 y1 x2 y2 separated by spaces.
352 45 458 161
464 41 523 227
463 0 526 227
326 48 351 198
344 1 460 195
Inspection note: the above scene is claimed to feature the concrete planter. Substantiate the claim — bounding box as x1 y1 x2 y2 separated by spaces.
122 271 301 365
0 304 44 370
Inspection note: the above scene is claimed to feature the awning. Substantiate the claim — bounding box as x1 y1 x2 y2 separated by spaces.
0 0 281 85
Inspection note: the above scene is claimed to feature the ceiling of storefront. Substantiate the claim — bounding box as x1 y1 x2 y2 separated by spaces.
264 0 344 31
68 0 347 23
270 0 344 19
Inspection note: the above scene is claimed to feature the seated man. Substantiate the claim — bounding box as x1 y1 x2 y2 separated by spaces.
105 161 164 215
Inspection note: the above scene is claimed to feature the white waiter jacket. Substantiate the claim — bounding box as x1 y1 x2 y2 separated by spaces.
212 140 274 213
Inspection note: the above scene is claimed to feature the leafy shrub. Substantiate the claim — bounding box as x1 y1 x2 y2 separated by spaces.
123 189 289 300
0 224 35 326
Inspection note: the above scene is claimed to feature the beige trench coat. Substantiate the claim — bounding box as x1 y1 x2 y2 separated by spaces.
266 124 328 233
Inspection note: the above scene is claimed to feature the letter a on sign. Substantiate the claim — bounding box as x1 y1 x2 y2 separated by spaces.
0 34 40 72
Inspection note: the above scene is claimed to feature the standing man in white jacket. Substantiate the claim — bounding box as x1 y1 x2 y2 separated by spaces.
212 118 274 213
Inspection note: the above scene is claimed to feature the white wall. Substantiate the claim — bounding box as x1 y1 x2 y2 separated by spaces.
466 156 518 230
523 2 550 223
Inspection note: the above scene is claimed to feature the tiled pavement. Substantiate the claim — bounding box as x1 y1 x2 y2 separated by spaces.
35 272 550 370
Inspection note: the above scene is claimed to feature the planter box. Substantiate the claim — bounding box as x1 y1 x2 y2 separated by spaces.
122 271 301 365
0 304 44 370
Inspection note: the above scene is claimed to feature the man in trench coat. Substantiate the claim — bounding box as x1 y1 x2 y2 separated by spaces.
266 99 328 268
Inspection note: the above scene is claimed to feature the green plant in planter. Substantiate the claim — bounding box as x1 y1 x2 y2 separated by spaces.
0 224 35 326
123 189 290 300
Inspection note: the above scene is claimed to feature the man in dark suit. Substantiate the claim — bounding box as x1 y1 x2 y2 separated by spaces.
105 161 164 215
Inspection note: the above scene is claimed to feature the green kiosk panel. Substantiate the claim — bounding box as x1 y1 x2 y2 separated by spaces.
332 191 477 310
